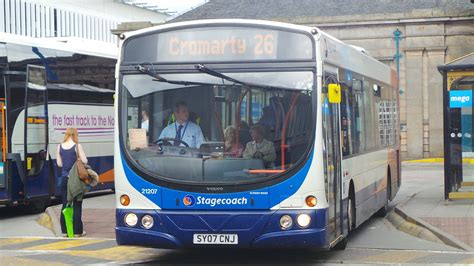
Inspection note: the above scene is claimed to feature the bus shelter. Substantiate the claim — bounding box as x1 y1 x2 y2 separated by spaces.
438 53 474 200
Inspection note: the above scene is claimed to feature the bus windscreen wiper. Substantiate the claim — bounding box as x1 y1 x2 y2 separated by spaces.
195 64 292 90
135 64 213 86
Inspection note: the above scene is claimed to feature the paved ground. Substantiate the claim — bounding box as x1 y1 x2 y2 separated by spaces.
1 218 473 265
1 163 474 264
0 206 55 238
47 192 115 238
401 163 474 247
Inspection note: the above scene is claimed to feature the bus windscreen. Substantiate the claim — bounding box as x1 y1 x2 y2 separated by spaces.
123 27 314 63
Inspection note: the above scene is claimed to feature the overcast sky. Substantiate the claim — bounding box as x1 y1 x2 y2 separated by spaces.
145 0 207 14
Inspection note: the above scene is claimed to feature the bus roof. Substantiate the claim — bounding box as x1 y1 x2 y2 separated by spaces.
118 19 396 87
120 18 314 40
0 33 118 59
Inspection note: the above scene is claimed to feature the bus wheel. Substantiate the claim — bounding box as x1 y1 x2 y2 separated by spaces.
348 194 355 232
27 199 51 214
333 193 354 251
375 174 391 217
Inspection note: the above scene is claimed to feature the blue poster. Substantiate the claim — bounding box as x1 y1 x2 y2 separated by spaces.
450 90 472 108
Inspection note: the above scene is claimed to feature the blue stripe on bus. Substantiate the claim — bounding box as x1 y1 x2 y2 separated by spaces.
120 152 313 210
116 208 329 248
0 156 114 203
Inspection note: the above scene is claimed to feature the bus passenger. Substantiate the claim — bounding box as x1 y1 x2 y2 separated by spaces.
57 127 88 237
141 108 149 133
224 126 244 157
243 124 276 168
159 101 204 148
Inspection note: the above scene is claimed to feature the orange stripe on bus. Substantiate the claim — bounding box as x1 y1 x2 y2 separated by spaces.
1 103 6 162
99 169 114 183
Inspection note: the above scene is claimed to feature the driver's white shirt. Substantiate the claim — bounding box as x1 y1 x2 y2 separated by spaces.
158 121 204 148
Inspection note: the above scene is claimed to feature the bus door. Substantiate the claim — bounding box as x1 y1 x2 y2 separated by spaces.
0 69 7 201
322 73 343 245
0 99 6 188
23 65 50 201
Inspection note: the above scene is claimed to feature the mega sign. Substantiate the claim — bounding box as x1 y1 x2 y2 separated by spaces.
450 90 472 108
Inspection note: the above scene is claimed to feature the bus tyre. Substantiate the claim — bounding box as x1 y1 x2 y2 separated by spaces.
333 236 348 250
28 199 50 214
333 194 354 251
375 182 390 217
348 196 355 232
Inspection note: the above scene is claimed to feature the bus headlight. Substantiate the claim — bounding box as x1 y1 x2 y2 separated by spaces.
141 215 154 229
124 213 138 227
296 214 311 228
279 215 293 230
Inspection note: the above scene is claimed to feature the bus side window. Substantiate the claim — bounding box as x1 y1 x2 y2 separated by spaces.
351 79 365 154
341 86 352 156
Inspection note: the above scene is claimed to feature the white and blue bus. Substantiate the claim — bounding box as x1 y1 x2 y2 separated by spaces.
115 19 400 249
0 33 116 212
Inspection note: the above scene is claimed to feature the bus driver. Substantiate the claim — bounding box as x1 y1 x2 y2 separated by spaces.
159 101 204 148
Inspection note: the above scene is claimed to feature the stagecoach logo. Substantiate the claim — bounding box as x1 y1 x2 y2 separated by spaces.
182 195 249 207
183 194 196 207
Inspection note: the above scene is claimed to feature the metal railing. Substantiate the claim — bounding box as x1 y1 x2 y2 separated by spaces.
1 0 119 43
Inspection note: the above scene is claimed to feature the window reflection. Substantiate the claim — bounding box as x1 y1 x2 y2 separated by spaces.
123 71 314 184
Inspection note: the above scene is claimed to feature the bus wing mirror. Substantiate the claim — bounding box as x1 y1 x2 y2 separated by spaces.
328 84 341 104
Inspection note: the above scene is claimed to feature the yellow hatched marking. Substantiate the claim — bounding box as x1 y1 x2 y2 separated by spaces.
459 256 474 264
0 238 42 248
361 250 428 263
65 245 156 262
449 192 474 199
0 255 65 266
24 238 105 251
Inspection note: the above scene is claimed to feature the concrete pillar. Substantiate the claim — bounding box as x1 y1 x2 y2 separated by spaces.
427 47 447 157
405 48 424 158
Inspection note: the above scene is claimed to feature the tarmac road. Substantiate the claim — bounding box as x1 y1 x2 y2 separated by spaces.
1 164 473 264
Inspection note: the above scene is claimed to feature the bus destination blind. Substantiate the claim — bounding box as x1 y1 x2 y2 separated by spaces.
124 27 313 63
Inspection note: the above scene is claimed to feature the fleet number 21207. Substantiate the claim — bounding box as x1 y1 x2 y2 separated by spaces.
141 188 158 195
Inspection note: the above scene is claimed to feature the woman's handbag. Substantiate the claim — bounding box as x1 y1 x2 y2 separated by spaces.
75 146 90 183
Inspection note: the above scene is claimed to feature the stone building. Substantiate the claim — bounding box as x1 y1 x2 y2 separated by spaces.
171 0 474 159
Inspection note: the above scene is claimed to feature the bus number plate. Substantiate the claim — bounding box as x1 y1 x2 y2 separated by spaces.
193 234 238 245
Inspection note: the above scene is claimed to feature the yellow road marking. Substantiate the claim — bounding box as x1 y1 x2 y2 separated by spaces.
459 256 474 264
24 238 106 251
405 157 474 164
0 255 65 266
65 245 156 262
361 250 428 263
449 191 474 199
0 238 42 248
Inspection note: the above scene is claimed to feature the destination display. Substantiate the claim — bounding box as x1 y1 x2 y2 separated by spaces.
123 27 314 63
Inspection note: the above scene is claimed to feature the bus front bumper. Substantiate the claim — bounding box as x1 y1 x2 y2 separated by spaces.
115 209 329 249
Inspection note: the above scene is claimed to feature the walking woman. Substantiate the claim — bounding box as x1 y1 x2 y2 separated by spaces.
57 127 88 237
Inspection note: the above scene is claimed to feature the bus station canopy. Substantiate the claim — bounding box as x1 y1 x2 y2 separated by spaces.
438 53 474 200
438 53 474 72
